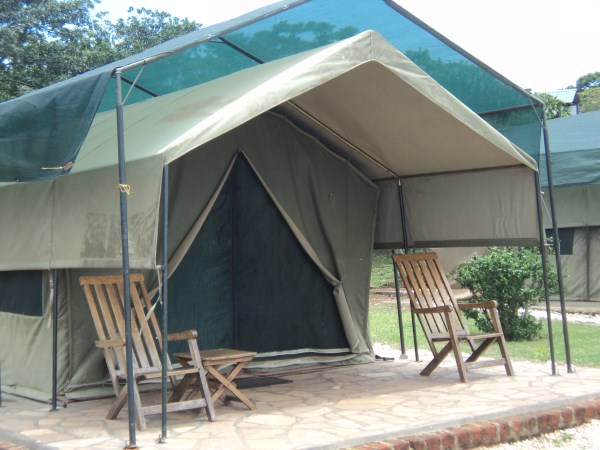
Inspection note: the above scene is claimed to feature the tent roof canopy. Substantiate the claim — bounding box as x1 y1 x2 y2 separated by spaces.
73 31 536 181
0 0 542 183
540 110 600 187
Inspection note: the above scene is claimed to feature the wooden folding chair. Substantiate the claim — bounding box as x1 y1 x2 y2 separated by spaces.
392 252 514 382
176 348 257 410
79 273 215 430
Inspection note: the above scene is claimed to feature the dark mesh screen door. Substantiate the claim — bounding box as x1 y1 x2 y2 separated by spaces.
168 155 348 355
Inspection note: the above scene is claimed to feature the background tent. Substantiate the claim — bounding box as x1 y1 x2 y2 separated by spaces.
540 110 600 301
0 31 540 401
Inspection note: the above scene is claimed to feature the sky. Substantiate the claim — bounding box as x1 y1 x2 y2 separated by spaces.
95 0 600 93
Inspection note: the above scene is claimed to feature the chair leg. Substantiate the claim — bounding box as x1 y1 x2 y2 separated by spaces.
465 338 495 363
169 373 197 403
107 385 128 420
489 308 515 376
132 383 147 431
108 382 147 431
421 342 453 376
196 367 216 421
446 312 468 383
498 336 515 376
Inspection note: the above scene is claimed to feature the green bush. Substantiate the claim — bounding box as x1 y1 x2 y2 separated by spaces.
454 246 558 341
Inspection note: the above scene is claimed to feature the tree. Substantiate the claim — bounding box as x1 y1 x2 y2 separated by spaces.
578 87 600 113
534 92 571 119
574 72 600 113
1 0 105 100
0 1 200 102
576 71 600 91
107 7 198 57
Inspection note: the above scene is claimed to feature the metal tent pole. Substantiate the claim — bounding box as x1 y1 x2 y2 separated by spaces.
534 173 557 375
398 180 418 362
115 69 136 447
542 113 573 373
392 248 407 358
160 164 169 442
51 269 59 411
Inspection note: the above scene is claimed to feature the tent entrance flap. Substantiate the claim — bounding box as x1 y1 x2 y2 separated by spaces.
167 154 349 357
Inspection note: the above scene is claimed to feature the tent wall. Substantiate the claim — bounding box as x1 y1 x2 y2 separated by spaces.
0 270 110 402
165 113 378 357
0 157 164 272
553 227 600 302
543 184 600 228
542 185 600 302
375 166 540 249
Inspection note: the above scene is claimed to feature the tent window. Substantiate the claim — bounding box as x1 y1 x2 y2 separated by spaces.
546 228 575 255
0 271 44 316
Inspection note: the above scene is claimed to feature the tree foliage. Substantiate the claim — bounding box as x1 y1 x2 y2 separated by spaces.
535 92 571 119
107 7 198 56
0 1 200 101
578 87 600 113
576 71 600 91
454 246 559 341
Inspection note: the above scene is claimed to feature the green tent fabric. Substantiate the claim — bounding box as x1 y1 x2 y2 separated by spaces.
0 1 304 182
0 0 543 182
540 110 600 188
0 73 111 182
540 111 600 301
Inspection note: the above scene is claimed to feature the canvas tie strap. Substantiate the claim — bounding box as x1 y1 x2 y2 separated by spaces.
118 183 131 195
137 266 163 340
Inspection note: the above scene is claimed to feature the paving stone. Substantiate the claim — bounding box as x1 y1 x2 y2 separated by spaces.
1 360 600 449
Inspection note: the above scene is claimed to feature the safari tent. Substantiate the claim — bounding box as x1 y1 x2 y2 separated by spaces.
540 110 600 301
0 1 540 400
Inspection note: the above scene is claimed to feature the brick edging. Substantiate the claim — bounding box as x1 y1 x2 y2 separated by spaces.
351 397 600 450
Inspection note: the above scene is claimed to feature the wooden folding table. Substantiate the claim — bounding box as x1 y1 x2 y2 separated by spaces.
175 348 257 410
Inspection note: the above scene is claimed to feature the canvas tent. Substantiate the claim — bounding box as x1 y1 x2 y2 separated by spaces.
0 30 542 401
540 110 600 301
0 0 546 185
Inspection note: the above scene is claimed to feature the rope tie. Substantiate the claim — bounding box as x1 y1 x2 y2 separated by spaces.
118 184 131 195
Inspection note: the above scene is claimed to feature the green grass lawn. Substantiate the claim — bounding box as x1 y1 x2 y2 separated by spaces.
370 250 396 288
369 303 600 367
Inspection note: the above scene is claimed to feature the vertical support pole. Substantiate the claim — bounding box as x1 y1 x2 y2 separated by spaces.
586 227 591 301
542 113 573 373
398 180 418 361
534 173 557 375
392 249 407 358
160 164 169 442
115 69 136 448
51 269 58 411
231 157 238 348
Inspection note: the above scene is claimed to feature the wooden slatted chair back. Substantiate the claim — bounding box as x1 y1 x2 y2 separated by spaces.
80 273 170 378
393 252 469 341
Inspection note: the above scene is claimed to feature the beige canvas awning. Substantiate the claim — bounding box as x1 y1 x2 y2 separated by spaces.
0 30 540 270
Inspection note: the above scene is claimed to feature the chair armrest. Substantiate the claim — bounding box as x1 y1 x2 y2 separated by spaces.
413 305 452 314
458 300 498 310
95 338 125 348
167 330 198 341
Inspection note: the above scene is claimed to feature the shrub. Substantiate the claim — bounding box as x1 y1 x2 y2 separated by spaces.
453 246 559 341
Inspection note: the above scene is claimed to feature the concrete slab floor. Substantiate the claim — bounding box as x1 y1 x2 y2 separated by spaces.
1 358 600 450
